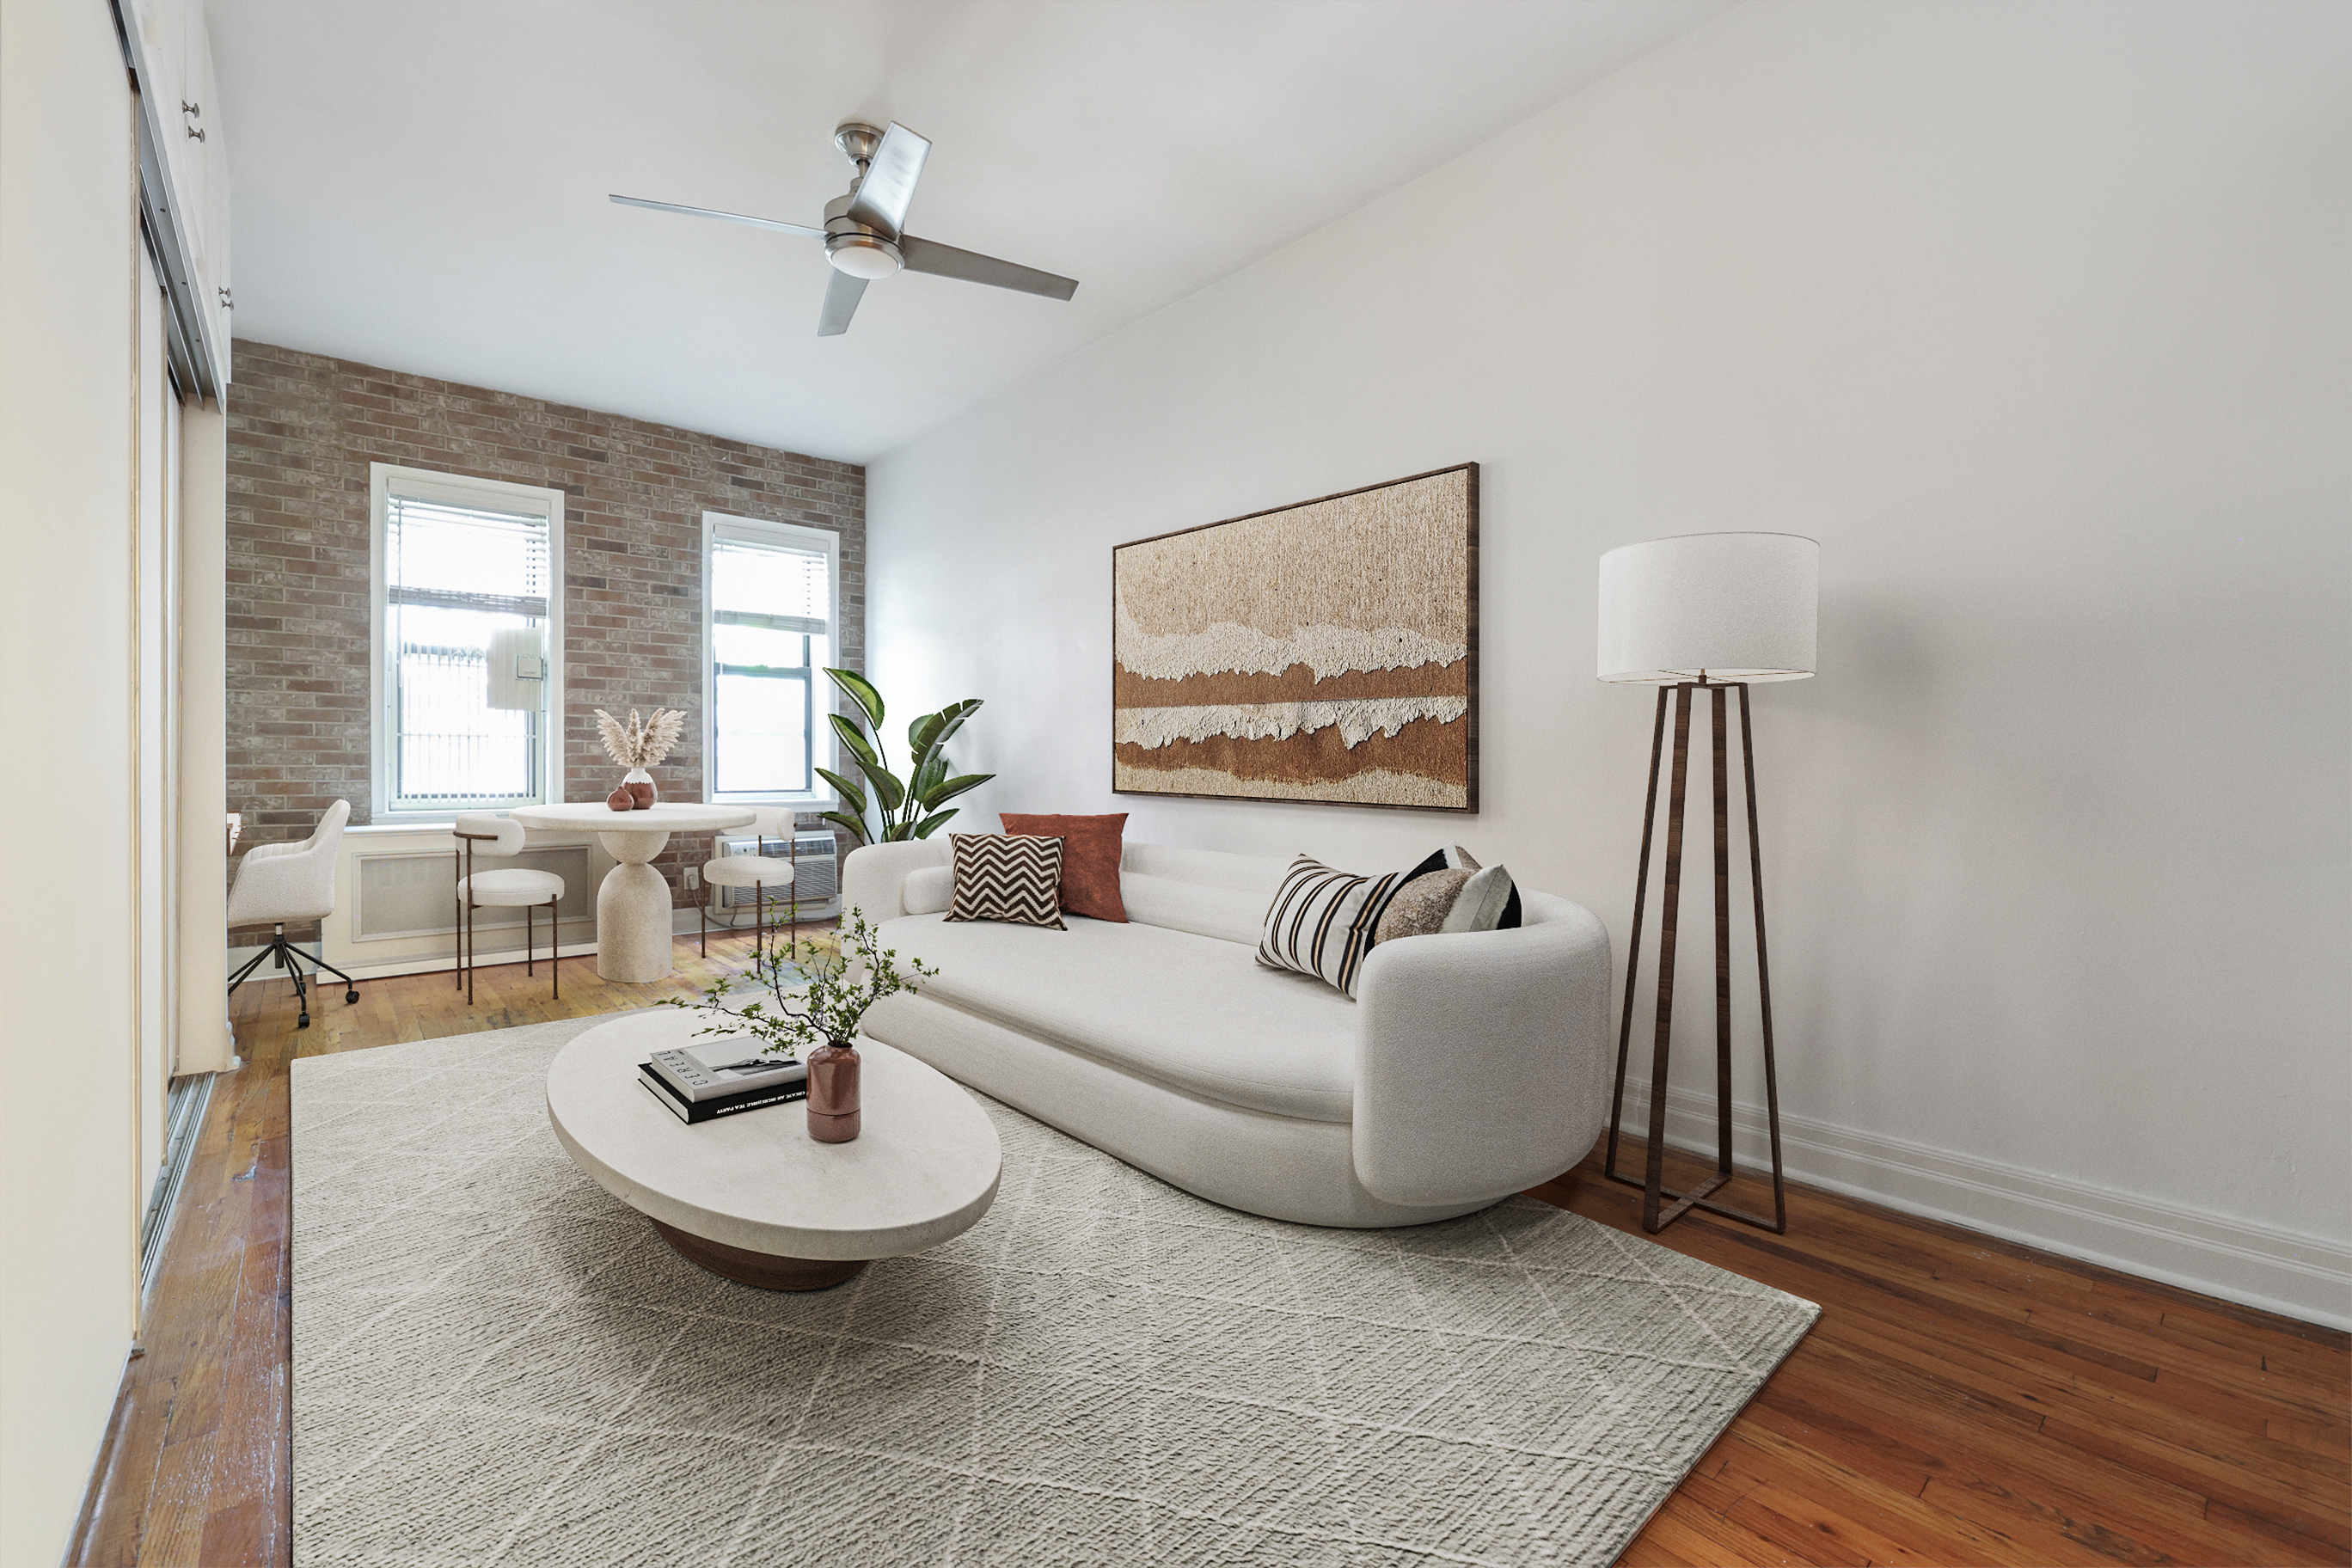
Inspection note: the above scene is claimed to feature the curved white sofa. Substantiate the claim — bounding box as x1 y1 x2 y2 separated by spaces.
846 838 1614 1229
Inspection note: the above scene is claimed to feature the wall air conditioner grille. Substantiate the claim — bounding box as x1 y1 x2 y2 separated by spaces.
713 830 840 915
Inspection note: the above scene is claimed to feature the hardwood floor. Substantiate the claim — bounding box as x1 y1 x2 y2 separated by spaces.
70 939 2350 1566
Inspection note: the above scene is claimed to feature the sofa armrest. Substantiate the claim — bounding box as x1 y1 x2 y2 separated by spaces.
1351 891 1613 1207
840 838 952 925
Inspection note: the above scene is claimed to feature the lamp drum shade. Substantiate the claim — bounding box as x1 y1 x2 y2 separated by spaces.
1597 532 1818 684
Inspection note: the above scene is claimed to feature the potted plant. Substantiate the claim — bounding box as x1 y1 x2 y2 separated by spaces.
815 669 993 846
662 915 935 1142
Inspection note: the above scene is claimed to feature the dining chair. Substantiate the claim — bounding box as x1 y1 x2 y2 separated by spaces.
226 799 359 1029
700 805 799 962
452 812 567 1003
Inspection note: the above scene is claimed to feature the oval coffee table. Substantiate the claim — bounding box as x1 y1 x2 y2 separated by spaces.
546 1010 1001 1290
510 801 756 982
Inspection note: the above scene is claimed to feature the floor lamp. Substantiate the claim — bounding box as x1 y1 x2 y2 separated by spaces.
1596 532 1817 1234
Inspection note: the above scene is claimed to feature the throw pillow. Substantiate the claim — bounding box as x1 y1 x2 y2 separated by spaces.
1374 845 1523 943
998 812 1128 922
1257 855 1406 999
944 834 1067 930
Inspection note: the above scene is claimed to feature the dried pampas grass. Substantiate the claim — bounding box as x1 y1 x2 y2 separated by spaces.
594 707 687 769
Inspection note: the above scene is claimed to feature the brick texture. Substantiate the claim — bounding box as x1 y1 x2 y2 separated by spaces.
225 340 864 941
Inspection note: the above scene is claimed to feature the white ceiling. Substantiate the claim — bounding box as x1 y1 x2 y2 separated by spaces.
208 0 1729 463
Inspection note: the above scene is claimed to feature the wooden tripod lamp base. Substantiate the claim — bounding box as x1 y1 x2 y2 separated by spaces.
1594 532 1818 1235
1603 680 1786 1233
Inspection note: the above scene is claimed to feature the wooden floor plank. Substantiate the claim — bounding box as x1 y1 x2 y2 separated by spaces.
66 940 2352 1567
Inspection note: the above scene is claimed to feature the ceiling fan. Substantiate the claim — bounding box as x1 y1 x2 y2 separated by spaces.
610 120 1080 337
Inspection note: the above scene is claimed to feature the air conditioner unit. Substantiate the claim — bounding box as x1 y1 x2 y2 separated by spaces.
710 830 841 920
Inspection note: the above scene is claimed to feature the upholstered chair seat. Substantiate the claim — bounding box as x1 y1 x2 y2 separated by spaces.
702 854 795 890
456 867 567 904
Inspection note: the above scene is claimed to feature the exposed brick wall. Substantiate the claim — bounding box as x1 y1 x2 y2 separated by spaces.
225 340 864 940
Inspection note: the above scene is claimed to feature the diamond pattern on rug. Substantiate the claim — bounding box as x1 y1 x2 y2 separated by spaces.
292 1016 1817 1567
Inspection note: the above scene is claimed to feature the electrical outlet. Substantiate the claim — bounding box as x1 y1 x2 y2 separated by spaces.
683 866 700 891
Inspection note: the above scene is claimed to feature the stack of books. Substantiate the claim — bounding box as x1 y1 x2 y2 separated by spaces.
637 1038 808 1124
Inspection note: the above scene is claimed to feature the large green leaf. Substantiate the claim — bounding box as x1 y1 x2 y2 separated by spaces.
910 754 946 803
922 772 993 810
818 810 869 847
907 713 944 760
828 712 877 768
814 768 867 815
911 808 959 839
851 753 905 812
911 699 983 776
824 668 885 730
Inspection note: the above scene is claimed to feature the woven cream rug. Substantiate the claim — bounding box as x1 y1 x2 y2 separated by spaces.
291 1016 1816 1567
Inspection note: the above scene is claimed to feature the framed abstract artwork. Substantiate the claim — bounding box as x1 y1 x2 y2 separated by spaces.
1112 462 1477 812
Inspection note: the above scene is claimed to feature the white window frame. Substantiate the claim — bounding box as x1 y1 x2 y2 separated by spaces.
369 462 567 821
701 511 838 807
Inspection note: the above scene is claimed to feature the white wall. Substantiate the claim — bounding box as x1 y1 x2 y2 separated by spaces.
868 2 2351 1324
0 0 142 1559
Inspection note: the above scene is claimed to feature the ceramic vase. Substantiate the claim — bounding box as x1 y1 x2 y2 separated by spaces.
623 767 657 810
806 1040 861 1142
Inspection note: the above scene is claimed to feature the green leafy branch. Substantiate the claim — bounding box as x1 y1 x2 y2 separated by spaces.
660 913 935 1057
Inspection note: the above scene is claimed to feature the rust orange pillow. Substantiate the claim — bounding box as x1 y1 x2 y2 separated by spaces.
998 812 1129 922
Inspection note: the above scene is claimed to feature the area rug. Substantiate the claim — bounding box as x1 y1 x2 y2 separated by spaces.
291 1017 1817 1566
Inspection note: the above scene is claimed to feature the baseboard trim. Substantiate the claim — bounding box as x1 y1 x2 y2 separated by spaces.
1619 1086 2352 1332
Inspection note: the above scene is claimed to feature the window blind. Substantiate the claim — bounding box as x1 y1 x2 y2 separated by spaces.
386 494 551 617
711 535 829 635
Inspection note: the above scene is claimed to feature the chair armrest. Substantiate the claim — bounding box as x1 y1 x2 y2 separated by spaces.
840 838 952 925
1351 891 1613 1207
243 841 302 861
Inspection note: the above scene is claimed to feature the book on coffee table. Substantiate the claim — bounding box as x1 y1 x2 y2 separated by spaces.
636 1064 807 1124
646 1038 805 1103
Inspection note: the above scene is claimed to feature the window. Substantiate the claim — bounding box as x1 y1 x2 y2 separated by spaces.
703 513 838 804
370 464 564 818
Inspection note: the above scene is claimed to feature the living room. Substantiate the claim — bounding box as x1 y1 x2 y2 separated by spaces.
3 2 2344 1565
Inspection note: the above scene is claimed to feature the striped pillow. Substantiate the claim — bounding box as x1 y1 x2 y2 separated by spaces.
1256 855 1406 998
945 834 1067 930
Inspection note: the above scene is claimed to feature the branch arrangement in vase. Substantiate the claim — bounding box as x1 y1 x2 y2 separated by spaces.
594 706 686 809
661 916 937 1142
815 669 993 846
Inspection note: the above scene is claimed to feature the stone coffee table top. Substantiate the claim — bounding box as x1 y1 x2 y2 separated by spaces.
545 1010 1002 1288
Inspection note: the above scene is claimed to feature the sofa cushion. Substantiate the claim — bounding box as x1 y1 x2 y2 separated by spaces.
946 834 1066 930
1001 812 1129 922
903 864 952 915
1257 855 1406 998
1118 873 1265 946
879 911 1357 1123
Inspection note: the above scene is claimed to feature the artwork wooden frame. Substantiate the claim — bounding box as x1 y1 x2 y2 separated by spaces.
1112 462 1478 812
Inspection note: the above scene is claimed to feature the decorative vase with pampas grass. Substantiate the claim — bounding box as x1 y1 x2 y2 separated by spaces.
594 707 687 810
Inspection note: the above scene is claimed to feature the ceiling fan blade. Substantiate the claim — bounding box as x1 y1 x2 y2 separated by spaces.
817 271 867 336
898 236 1079 302
844 122 930 238
609 193 823 241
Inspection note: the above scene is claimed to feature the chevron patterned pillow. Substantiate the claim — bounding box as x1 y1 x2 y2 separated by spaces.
1256 854 1406 998
945 834 1068 930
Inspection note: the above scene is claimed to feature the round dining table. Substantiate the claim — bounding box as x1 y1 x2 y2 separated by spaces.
509 801 756 982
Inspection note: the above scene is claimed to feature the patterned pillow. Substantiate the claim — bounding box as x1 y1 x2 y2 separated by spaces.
945 834 1067 930
1257 855 1406 998
1374 845 1523 944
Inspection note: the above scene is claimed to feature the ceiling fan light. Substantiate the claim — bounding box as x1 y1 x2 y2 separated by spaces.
827 237 902 280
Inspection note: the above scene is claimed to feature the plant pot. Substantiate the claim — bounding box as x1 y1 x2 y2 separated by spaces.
624 767 657 810
805 1040 861 1142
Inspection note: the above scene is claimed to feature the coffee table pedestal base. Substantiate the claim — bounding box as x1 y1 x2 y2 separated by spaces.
649 1217 869 1292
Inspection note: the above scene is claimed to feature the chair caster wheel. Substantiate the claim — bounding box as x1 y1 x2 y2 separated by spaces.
298 1013 311 1028
345 989 359 1004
